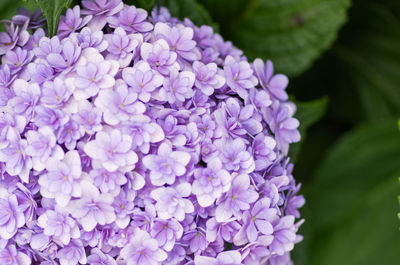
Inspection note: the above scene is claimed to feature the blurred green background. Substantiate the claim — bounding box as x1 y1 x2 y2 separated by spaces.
1 0 400 264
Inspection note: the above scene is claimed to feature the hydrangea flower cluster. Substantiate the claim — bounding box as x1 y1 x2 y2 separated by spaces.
0 1 305 264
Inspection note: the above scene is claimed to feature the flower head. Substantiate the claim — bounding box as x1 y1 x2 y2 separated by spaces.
0 3 303 264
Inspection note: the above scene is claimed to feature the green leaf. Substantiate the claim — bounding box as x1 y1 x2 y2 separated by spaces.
290 97 328 162
199 0 351 77
34 0 73 36
294 119 400 265
0 0 37 20
331 0 400 121
125 0 156 12
291 0 400 123
164 0 215 27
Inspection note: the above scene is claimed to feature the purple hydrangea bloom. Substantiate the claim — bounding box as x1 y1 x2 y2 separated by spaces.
0 244 30 265
154 22 201 62
84 129 138 172
57 239 87 265
120 229 167 265
108 6 153 33
151 182 194 221
224 55 258 100
0 188 25 240
253 58 289 101
37 209 80 245
193 61 225 96
192 158 231 207
0 22 29 55
215 174 258 222
38 150 82 207
0 3 303 264
233 198 277 245
122 60 164 103
194 250 242 265
143 141 191 185
87 248 117 265
141 39 179 75
81 0 123 31
58 6 92 38
104 27 141 67
67 181 116 231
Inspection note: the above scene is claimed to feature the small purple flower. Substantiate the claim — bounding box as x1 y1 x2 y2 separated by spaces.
87 248 117 265
121 118 165 154
233 198 276 245
108 6 153 33
193 61 225 96
216 138 255 173
9 79 41 118
122 60 164 103
0 188 25 240
215 98 263 138
46 39 81 72
183 228 208 254
82 0 124 31
73 52 117 100
141 39 179 75
57 239 87 265
27 62 54 84
0 22 29 55
84 129 138 172
269 216 297 256
251 133 277 171
58 6 92 38
206 217 241 243
112 188 134 228
0 131 31 183
90 166 127 194
38 150 82 207
2 47 32 75
0 244 30 265
143 141 191 186
0 113 26 149
151 183 194 221
192 158 231 207
224 55 258 100
194 250 242 265
67 181 116 231
151 219 183 251
154 22 201 62
37 209 80 245
40 78 72 108
253 58 289 101
72 99 103 134
33 106 68 133
120 229 167 265
25 126 64 171
215 174 258 222
157 69 195 104
57 119 82 150
264 101 300 154
105 27 142 67
96 81 146 125
73 27 108 51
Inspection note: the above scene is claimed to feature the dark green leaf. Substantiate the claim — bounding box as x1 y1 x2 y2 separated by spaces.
290 97 328 161
34 0 73 36
164 0 215 27
0 0 37 20
291 0 400 123
200 0 351 77
125 0 156 12
294 119 400 265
